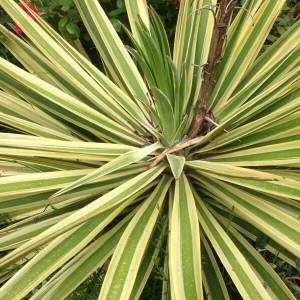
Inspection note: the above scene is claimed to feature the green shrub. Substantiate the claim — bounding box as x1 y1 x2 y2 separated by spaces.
0 0 299 299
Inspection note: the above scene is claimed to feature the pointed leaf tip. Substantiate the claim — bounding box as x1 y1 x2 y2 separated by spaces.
167 154 185 180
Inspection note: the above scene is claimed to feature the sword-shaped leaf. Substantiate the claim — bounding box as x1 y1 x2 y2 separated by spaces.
169 174 202 299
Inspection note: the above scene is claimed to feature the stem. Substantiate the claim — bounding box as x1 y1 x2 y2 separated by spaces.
188 0 237 138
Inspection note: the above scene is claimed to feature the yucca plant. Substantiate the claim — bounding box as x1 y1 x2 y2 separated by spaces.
0 0 299 299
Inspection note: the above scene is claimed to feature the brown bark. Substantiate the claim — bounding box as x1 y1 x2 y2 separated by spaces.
188 0 237 138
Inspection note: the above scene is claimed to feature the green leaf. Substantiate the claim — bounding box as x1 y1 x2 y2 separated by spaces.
166 154 185 180
58 0 73 7
214 212 297 299
0 57 143 146
31 212 132 299
0 203 131 299
205 141 300 166
151 87 176 145
58 16 69 28
194 191 271 300
187 160 300 201
0 165 166 271
201 235 230 299
173 0 215 112
277 26 285 35
216 21 300 120
125 0 150 45
99 176 172 299
194 175 300 258
65 21 80 37
117 0 125 9
0 5 155 139
108 8 125 17
169 174 202 299
210 1 286 110
52 141 162 198
74 0 150 105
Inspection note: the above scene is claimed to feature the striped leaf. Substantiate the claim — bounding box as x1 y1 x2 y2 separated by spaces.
194 192 271 300
73 0 150 106
99 176 172 299
169 174 202 299
51 141 162 197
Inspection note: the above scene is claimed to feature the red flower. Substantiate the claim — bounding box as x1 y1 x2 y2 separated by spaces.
15 1 39 35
